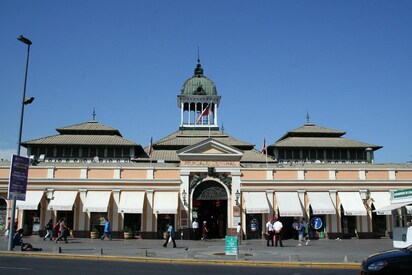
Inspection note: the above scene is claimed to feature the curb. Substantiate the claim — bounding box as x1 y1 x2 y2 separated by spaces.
0 251 361 269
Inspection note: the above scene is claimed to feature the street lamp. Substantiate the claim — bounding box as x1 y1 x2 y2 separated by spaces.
8 35 34 251
235 190 240 206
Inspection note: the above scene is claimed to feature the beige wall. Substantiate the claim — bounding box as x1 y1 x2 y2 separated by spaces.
241 170 267 180
274 170 298 180
54 168 81 179
154 169 180 179
365 171 389 180
121 169 147 179
28 168 49 178
396 171 412 180
88 169 114 179
304 170 330 180
336 170 359 180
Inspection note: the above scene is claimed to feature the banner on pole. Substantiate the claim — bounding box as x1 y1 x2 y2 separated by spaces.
8 154 29 201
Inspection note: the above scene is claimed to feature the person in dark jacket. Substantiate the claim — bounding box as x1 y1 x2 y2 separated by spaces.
44 219 54 241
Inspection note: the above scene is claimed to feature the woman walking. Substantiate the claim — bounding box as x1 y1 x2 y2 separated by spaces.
44 219 54 241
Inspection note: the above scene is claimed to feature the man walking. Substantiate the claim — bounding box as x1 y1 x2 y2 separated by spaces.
273 219 283 247
163 223 177 248
101 219 112 240
265 219 274 246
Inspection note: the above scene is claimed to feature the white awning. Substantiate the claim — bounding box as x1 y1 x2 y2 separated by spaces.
243 192 270 213
370 192 391 215
153 192 178 214
307 192 336 215
275 192 303 217
48 191 78 211
83 191 111 212
338 192 367 216
16 191 44 210
118 191 145 213
374 201 412 212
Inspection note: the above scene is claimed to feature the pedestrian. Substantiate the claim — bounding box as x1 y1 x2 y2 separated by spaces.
5 217 11 238
273 219 283 247
236 222 243 245
53 219 61 240
163 223 177 248
44 219 54 241
192 219 199 240
292 218 299 240
55 218 68 243
101 219 112 240
201 221 208 241
266 219 274 246
298 218 310 246
13 228 42 251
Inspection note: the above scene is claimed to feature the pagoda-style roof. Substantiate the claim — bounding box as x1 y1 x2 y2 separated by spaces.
270 123 382 150
22 121 139 147
56 121 122 136
135 129 275 164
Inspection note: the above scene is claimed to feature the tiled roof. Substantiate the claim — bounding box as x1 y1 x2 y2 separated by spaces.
22 134 139 146
154 130 253 148
273 137 382 149
56 121 121 136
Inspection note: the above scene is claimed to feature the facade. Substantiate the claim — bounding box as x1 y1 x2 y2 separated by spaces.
1 60 412 240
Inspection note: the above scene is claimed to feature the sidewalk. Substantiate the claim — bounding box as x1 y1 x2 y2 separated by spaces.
0 235 394 268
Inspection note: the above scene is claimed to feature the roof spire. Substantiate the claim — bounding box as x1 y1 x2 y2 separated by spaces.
92 108 96 121
306 111 310 124
194 46 204 76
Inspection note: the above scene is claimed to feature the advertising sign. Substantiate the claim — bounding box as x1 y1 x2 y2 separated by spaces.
8 155 29 200
225 235 238 256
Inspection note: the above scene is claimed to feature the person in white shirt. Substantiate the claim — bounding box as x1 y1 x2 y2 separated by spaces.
236 222 243 245
192 219 199 240
273 219 283 247
265 220 274 246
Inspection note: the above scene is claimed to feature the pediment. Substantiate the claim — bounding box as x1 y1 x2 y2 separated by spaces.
177 138 243 161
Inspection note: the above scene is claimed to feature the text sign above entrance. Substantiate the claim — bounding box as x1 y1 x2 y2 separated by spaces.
8 155 29 200
181 160 239 167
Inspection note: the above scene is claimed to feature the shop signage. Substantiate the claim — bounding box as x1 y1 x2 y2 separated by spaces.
8 155 29 200
225 235 238 256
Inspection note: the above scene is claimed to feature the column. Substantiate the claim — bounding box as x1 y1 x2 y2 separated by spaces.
214 102 218 126
146 190 154 232
181 101 184 126
112 189 121 232
79 189 87 231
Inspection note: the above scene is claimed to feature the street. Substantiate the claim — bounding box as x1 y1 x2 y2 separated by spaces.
0 255 359 275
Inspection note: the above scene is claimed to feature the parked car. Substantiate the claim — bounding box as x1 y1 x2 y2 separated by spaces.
360 244 412 274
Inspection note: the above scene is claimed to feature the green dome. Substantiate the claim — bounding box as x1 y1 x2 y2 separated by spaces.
180 62 218 96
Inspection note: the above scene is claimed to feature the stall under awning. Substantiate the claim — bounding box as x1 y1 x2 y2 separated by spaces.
83 191 111 212
47 191 78 211
374 201 412 213
118 191 145 213
338 192 367 216
275 192 303 217
307 192 336 215
16 191 44 210
153 192 178 214
370 192 391 215
243 192 270 214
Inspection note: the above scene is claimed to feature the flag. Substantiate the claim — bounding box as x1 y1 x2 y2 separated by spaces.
148 137 153 156
261 138 267 155
196 104 210 123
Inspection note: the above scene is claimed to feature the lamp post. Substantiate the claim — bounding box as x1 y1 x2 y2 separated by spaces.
8 35 34 251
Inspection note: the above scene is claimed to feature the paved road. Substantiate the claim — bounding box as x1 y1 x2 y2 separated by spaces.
0 256 360 275
0 235 394 267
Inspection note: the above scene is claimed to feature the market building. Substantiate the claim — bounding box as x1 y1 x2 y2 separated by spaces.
1 60 411 240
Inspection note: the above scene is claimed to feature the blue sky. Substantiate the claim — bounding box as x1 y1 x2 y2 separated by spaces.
1 1 411 163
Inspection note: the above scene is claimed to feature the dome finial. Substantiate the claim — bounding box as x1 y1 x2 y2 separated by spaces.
194 46 204 76
306 111 310 124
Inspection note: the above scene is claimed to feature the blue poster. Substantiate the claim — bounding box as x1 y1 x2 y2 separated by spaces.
8 155 29 200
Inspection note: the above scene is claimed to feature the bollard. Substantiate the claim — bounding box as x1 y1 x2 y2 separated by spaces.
344 255 348 262
52 246 62 254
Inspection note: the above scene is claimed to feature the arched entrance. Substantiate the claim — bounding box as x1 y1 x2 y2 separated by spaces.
0 198 7 234
192 181 228 239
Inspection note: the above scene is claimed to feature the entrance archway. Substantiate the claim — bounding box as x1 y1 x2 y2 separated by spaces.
192 181 228 239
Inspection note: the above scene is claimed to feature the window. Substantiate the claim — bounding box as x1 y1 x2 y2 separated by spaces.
107 148 115 158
